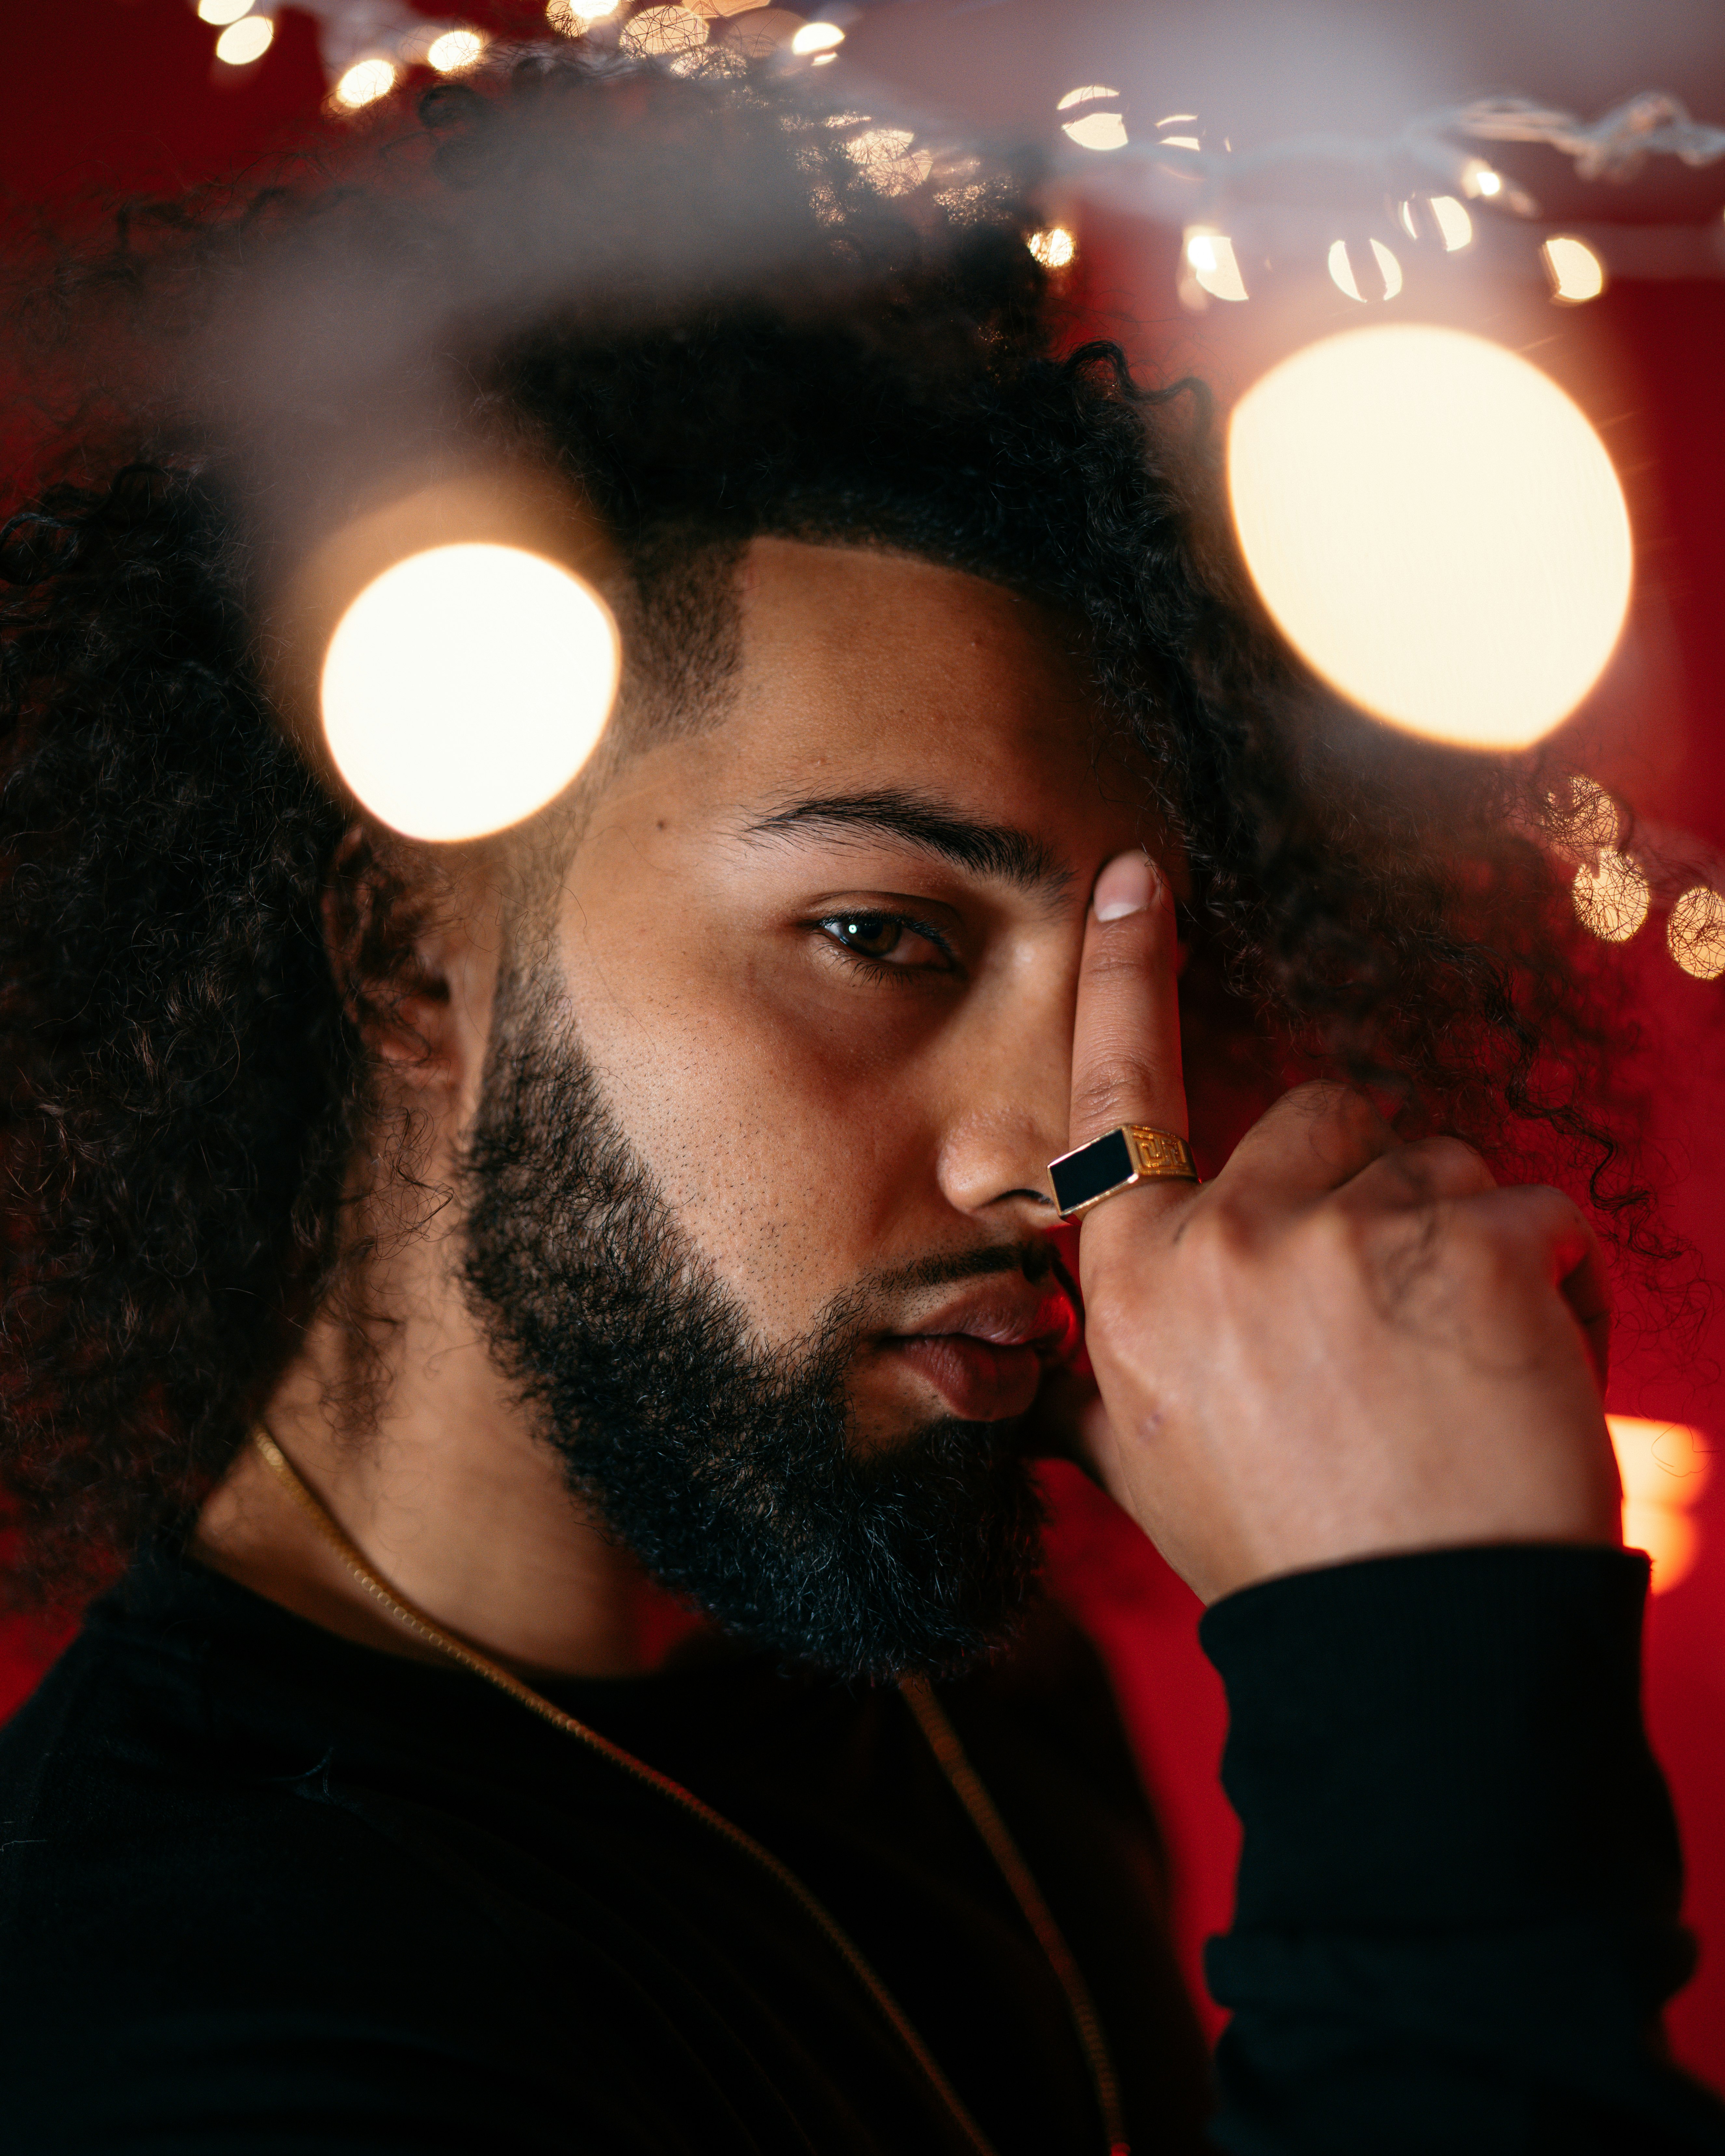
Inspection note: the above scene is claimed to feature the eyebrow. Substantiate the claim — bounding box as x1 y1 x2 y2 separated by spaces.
741 789 1070 896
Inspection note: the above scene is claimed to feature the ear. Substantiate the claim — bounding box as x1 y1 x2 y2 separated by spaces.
322 826 501 1109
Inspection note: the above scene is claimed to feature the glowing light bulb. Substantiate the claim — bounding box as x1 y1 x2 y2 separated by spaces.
215 13 274 62
1573 850 1649 942
1185 229 1248 302
1667 884 1725 978
1543 234 1606 304
1227 324 1633 751
428 29 486 72
1461 160 1504 198
320 545 621 843
199 0 254 24
333 57 396 109
792 21 844 52
1028 228 1076 269
1609 1416 1711 1592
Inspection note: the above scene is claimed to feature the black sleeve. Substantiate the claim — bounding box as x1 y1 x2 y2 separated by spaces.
1197 1544 1725 2154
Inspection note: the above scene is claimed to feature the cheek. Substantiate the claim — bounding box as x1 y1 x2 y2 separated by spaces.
563 957 942 1344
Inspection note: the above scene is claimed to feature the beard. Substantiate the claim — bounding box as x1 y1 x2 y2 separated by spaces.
458 983 1048 1683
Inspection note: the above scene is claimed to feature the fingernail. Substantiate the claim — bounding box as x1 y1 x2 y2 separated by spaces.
1093 849 1157 922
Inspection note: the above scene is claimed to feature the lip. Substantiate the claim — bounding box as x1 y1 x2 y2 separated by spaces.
879 1282 1079 1424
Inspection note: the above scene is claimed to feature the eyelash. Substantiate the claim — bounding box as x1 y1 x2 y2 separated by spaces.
811 911 960 984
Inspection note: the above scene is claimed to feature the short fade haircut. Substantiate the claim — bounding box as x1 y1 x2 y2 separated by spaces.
0 42 1654 1606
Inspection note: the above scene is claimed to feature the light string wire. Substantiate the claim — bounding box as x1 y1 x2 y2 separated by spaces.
250 1425 1130 2156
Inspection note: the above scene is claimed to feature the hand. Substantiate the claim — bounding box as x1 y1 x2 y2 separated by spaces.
1065 850 1622 1605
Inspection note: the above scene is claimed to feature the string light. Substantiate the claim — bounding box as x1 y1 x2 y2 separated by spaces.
1228 324 1633 751
1397 193 1473 250
1573 850 1650 941
321 544 620 844
1543 233 1607 302
427 29 486 73
621 6 709 57
332 57 397 110
1326 237 1402 301
1185 229 1248 302
1548 772 1619 851
844 128 931 195
1027 227 1076 269
1667 884 1725 978
1057 86 1128 153
1064 88 1725 309
215 14 275 64
1609 1417 1711 1592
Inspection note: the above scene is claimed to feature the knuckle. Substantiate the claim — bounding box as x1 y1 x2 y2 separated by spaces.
1081 938 1155 992
1419 1135 1495 1188
1070 1052 1158 1128
1184 1186 1260 1266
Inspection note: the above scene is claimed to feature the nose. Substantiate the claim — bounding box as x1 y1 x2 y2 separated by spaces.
932 937 1077 1224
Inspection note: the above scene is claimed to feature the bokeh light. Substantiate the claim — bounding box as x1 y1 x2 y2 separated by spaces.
1668 884 1725 978
333 57 397 109
320 544 621 843
427 29 486 73
622 6 708 56
1186 230 1248 302
1544 234 1607 304
1027 227 1076 270
844 128 931 195
1063 112 1128 152
1058 86 1127 152
215 14 274 64
1609 1416 1711 1593
791 21 844 53
1326 237 1402 302
1573 850 1650 942
1548 772 1618 851
198 0 254 24
1398 193 1472 251
1227 324 1633 749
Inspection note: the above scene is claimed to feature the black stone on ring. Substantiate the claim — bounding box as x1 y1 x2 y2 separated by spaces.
1048 1124 1199 1220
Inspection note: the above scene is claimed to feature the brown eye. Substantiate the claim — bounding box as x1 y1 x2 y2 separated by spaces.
828 913 904 960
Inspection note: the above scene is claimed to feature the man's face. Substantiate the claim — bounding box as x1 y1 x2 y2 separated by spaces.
462 539 1152 1674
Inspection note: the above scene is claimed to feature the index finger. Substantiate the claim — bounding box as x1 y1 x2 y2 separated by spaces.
1066 849 1189 1168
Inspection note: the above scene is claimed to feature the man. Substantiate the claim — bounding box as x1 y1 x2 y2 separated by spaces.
1 43 1721 2155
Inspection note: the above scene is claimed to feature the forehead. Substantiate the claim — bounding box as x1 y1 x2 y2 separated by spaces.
723 537 1103 797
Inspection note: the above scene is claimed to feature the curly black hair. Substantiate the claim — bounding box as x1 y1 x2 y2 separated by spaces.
0 40 1655 1608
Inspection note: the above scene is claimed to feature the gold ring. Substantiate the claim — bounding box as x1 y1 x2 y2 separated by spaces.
1048 1124 1198 1219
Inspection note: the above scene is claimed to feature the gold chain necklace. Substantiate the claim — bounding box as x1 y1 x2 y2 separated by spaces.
251 1427 1130 2156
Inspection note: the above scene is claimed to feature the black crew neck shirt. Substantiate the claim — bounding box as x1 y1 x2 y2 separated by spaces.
2 1539 1723 2153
